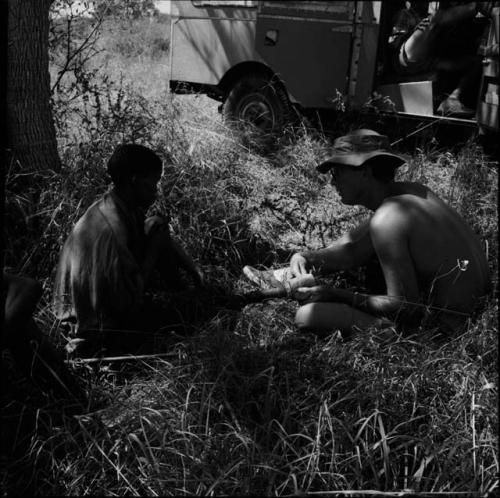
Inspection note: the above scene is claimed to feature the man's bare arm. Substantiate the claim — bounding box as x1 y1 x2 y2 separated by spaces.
324 202 422 318
294 205 423 321
293 219 376 275
144 217 203 286
168 237 204 286
293 286 409 317
368 203 421 318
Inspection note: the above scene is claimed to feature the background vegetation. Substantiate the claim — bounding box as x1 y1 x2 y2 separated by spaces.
2 3 498 495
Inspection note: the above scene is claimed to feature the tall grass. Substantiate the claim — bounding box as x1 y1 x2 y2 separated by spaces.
1 12 498 497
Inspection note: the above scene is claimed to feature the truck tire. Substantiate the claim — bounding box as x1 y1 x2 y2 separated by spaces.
222 74 292 135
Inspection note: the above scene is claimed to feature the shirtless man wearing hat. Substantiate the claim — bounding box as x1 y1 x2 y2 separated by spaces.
243 129 490 336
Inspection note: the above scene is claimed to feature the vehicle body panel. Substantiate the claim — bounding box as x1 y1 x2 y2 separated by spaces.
167 2 259 86
171 17 259 85
255 16 352 107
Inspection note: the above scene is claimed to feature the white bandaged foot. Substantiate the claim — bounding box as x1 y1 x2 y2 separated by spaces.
243 266 285 290
243 266 316 292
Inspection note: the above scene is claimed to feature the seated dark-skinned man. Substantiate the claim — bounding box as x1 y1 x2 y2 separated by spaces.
243 129 491 337
53 144 203 357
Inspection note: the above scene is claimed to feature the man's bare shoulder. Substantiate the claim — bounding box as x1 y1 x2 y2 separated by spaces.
373 183 434 221
370 198 411 231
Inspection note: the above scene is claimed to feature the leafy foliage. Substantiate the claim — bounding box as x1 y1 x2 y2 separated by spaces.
94 0 158 20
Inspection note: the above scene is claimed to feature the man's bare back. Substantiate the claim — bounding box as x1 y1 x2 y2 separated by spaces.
373 181 490 316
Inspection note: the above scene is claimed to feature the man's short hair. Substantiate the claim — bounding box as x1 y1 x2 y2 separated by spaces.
107 144 162 185
364 156 398 183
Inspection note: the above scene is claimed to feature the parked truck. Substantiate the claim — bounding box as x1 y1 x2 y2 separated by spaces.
165 1 498 136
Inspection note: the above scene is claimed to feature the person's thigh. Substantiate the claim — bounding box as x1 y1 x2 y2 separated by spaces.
295 302 392 335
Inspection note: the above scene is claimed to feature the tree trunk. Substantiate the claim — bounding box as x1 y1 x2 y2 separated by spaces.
7 0 61 172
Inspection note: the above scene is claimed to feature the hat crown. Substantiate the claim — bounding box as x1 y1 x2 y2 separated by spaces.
316 129 405 173
332 132 390 155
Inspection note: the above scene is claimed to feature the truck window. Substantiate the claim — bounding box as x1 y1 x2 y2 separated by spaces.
192 1 258 7
260 1 352 20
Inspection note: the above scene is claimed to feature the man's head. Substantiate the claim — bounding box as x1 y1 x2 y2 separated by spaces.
107 144 163 208
317 129 407 206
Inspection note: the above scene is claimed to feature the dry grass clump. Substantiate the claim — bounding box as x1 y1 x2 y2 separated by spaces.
2 14 498 497
19 299 497 495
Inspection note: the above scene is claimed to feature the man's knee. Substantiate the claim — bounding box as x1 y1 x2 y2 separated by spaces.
294 303 316 331
294 302 344 332
295 302 386 335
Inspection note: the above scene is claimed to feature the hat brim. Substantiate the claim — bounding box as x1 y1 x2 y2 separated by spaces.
316 151 407 174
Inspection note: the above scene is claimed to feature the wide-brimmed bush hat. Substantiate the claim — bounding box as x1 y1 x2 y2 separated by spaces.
316 129 407 173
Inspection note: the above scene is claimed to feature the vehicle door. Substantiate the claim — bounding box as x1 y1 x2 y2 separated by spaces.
255 1 356 109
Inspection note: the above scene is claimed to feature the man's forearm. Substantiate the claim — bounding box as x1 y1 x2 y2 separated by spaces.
322 287 410 318
301 245 353 275
169 238 198 275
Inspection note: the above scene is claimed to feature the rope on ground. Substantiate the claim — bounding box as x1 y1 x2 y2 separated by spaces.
66 352 179 364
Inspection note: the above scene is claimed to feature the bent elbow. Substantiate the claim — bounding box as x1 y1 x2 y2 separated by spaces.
386 300 424 326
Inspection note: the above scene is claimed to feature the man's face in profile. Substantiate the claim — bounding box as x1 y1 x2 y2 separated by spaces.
133 170 162 208
329 165 364 205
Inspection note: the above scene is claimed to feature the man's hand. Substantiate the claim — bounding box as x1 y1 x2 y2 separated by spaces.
293 285 336 304
145 216 171 255
290 253 310 277
145 215 169 237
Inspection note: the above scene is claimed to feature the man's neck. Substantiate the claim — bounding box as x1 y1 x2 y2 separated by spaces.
363 182 395 211
110 185 144 214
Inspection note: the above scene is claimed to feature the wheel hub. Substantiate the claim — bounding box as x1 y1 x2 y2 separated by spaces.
238 93 276 131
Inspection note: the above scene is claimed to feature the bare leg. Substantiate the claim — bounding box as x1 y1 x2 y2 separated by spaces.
295 302 393 336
